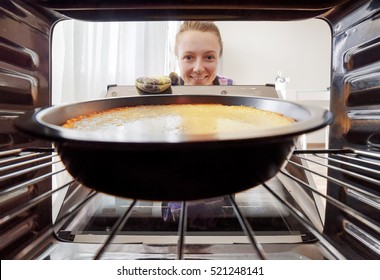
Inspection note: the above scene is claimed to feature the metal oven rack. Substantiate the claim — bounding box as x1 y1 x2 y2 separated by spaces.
0 147 379 260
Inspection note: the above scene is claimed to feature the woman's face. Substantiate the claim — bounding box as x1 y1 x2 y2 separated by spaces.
176 30 221 85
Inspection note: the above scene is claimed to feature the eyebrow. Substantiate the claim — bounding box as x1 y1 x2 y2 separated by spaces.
182 50 218 55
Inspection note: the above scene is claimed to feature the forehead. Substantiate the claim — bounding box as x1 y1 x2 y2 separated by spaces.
177 30 220 53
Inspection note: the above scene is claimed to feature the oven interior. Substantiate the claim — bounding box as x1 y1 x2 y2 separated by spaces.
0 0 379 260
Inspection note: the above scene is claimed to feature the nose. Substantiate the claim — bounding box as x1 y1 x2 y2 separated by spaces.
193 58 205 73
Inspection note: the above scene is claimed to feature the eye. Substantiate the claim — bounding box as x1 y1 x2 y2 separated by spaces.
206 55 216 61
183 55 193 61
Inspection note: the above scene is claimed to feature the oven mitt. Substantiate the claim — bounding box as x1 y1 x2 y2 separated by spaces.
135 75 172 94
169 72 179 85
135 72 180 94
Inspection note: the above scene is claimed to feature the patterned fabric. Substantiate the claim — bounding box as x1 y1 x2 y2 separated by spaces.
162 196 232 229
214 75 234 85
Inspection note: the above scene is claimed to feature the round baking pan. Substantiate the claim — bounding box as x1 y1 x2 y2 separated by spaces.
14 94 333 201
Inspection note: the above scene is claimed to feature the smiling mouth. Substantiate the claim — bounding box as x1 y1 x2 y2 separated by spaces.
190 76 208 81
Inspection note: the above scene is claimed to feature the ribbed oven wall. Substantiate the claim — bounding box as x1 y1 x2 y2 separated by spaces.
323 0 380 259
0 0 58 258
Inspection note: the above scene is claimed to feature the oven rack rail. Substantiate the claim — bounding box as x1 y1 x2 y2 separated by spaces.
0 147 379 260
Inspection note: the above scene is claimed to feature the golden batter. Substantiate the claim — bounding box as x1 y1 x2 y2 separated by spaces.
62 104 294 136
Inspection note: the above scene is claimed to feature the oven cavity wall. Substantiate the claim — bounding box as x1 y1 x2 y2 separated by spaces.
322 0 380 259
0 0 61 259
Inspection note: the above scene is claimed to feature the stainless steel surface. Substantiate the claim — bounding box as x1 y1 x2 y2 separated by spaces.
105 85 280 99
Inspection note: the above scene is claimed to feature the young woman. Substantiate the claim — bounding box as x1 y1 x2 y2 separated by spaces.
162 22 233 227
174 21 233 86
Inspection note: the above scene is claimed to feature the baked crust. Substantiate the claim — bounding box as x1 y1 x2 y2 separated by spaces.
62 104 294 135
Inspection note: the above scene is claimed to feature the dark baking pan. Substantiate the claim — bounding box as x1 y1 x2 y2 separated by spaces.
14 94 333 201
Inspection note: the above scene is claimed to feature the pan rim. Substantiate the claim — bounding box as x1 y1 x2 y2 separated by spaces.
15 94 333 144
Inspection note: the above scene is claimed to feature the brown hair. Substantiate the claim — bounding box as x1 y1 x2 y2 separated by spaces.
175 21 223 56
